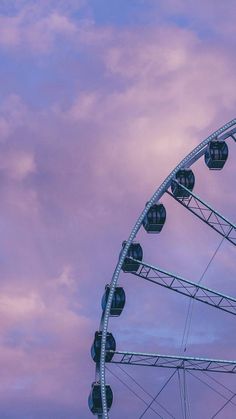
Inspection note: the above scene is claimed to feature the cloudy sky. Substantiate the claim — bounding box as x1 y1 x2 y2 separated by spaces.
0 1 236 418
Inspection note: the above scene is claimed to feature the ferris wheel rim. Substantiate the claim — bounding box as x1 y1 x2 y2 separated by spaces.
98 118 236 419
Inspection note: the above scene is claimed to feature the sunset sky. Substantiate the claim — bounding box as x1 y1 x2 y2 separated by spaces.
0 1 236 418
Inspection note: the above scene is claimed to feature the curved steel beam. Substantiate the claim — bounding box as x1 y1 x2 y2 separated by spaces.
109 351 236 374
99 119 236 418
218 126 236 142
128 259 236 315
167 184 236 245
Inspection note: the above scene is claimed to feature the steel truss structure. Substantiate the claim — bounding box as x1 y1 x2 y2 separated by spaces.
94 119 236 418
166 183 236 245
109 351 236 374
128 258 236 315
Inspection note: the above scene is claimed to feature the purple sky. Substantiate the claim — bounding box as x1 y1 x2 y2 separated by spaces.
0 1 236 418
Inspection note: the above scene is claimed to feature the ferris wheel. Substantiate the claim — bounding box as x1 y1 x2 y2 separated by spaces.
89 119 236 418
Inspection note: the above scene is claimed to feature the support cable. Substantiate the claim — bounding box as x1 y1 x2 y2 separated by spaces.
187 384 191 419
138 370 177 419
203 371 236 400
187 370 236 407
211 392 236 418
116 365 175 418
181 236 225 352
184 367 191 419
105 366 163 418
178 369 185 419
183 368 188 419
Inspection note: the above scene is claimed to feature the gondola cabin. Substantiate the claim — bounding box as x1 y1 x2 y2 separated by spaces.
142 203 166 233
91 331 116 363
88 382 113 415
120 241 143 272
171 169 195 198
205 140 228 170
102 286 126 316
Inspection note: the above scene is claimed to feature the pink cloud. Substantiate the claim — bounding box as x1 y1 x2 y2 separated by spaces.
0 150 36 181
0 6 77 53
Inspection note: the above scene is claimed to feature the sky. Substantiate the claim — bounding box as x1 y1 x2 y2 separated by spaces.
0 0 236 418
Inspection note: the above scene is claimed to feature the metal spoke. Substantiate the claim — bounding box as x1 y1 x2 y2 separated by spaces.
109 351 236 374
138 369 177 419
106 366 163 418
188 370 236 407
128 258 236 315
116 365 175 418
211 392 236 418
166 184 236 246
181 235 225 352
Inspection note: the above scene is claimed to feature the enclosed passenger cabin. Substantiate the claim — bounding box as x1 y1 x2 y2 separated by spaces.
88 382 113 415
204 140 228 170
91 331 116 363
171 169 195 198
142 203 166 233
102 285 126 316
120 241 143 273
